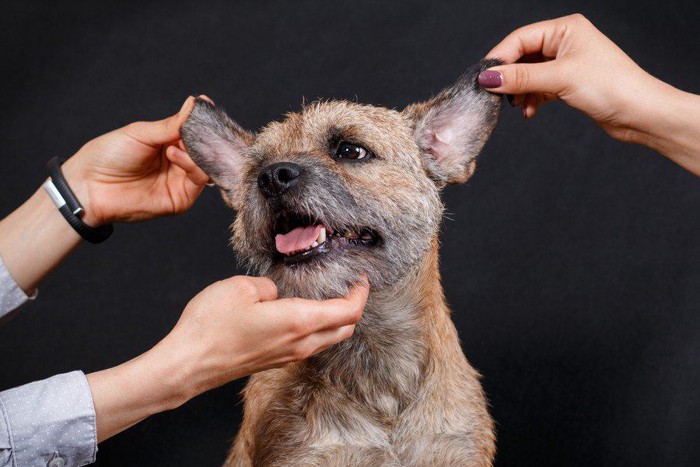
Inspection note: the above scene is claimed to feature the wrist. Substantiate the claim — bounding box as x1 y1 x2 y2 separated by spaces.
155 324 248 401
86 338 203 442
60 156 104 227
628 81 700 175
134 338 203 411
0 183 82 293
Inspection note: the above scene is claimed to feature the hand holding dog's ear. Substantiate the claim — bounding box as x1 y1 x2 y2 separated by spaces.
179 97 255 197
478 13 647 125
477 14 700 176
404 60 501 185
60 96 210 226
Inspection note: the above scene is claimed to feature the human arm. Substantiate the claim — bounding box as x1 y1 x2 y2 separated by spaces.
85 276 369 442
0 96 209 295
0 97 212 465
0 274 368 465
477 13 700 176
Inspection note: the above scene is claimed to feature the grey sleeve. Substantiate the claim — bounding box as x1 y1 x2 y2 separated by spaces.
0 371 98 467
0 253 35 319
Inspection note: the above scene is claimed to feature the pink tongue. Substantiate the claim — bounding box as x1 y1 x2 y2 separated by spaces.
275 225 322 255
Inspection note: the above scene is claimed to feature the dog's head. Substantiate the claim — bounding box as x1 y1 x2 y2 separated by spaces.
182 60 500 299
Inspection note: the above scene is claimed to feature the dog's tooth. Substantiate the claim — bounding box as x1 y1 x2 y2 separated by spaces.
312 241 318 248
318 227 326 244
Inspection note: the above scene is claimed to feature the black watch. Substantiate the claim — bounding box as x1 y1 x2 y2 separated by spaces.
43 157 113 244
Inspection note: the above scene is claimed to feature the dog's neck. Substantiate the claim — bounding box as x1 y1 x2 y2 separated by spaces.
300 236 455 407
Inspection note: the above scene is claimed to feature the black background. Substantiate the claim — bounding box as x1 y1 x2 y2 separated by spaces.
1 1 699 465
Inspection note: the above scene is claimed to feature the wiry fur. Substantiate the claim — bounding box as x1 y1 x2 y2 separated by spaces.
182 59 502 466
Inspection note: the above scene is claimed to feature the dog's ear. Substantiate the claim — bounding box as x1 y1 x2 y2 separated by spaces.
181 98 255 192
403 59 501 186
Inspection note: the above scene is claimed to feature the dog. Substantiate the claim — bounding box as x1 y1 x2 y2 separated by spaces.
181 59 501 466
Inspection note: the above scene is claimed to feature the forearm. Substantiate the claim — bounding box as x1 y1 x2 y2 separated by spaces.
629 81 700 176
0 182 82 294
86 338 199 442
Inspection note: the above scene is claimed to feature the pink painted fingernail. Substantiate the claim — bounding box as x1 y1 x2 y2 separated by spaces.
478 70 503 88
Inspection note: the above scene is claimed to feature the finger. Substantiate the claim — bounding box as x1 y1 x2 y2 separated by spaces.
541 92 559 103
224 276 278 302
478 61 564 96
306 324 357 356
262 277 370 332
508 94 525 107
121 96 196 146
522 94 538 119
486 17 568 63
166 144 210 185
246 276 279 302
198 94 215 105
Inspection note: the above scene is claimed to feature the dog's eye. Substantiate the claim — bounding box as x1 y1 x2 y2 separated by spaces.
335 142 373 161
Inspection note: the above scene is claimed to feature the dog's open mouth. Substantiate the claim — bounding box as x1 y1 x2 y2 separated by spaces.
273 213 381 265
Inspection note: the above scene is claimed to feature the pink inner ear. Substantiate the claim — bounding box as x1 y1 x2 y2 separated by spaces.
427 129 454 163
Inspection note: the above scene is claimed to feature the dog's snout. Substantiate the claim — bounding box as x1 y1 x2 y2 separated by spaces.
258 162 303 198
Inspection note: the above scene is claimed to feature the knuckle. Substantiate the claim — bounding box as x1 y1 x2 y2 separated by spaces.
514 65 530 92
260 277 278 295
350 305 363 324
173 202 189 215
341 325 356 341
288 308 313 336
292 343 314 362
124 121 145 132
569 13 588 25
229 276 257 298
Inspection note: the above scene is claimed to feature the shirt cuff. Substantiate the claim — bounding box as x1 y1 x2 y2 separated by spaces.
0 252 37 320
0 371 98 466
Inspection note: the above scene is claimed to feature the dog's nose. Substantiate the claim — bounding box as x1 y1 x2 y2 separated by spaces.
257 162 303 198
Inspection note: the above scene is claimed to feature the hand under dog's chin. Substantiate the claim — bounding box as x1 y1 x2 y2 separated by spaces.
261 254 380 300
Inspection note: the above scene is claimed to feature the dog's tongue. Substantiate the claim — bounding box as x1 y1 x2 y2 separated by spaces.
275 225 322 255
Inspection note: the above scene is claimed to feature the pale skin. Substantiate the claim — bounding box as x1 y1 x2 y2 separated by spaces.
0 96 369 442
478 13 700 176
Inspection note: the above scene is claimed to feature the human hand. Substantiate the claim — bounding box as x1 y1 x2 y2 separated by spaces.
86 275 369 442
478 14 671 140
478 14 700 175
60 96 210 226
159 275 370 399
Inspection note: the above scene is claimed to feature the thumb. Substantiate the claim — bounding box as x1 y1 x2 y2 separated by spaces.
478 61 564 96
121 96 196 146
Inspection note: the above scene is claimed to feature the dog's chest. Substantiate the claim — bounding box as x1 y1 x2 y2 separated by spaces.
304 386 398 449
253 324 427 453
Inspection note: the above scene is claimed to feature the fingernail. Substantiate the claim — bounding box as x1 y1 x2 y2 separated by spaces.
506 94 515 107
477 70 503 88
178 96 194 114
198 94 215 106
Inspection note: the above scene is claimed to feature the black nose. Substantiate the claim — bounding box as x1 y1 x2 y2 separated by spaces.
257 162 303 198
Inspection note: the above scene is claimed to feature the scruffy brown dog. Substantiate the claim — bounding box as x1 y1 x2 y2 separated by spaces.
182 59 501 466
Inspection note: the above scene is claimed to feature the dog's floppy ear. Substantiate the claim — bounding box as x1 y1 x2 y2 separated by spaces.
181 97 255 192
403 59 501 186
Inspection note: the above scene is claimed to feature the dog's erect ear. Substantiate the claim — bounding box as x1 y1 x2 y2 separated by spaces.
180 98 255 191
403 59 502 185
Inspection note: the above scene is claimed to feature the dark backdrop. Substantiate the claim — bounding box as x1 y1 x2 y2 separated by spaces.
1 1 699 466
